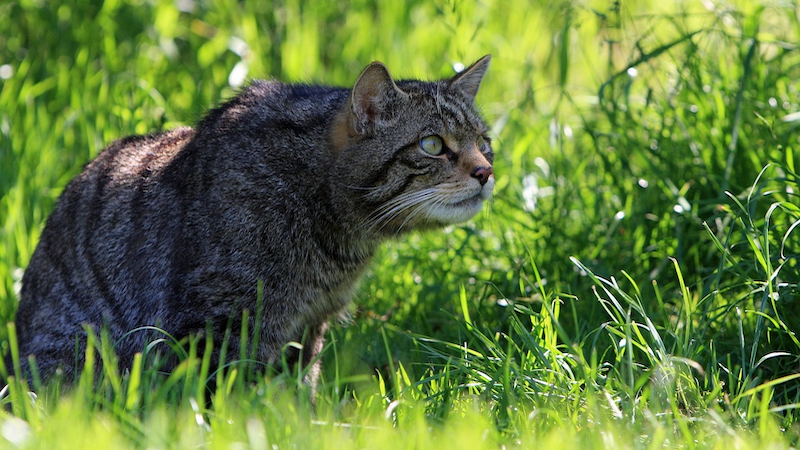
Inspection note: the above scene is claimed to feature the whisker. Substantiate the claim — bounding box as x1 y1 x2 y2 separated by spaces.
367 194 432 232
424 194 455 227
394 195 436 235
425 195 449 226
363 189 438 233
369 189 436 219
394 190 453 235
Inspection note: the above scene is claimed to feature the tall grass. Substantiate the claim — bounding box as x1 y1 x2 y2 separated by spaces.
1 0 799 447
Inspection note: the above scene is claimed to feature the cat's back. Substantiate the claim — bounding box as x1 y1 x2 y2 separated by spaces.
17 127 195 344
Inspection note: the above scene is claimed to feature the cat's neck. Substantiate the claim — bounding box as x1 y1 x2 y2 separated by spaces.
312 182 381 265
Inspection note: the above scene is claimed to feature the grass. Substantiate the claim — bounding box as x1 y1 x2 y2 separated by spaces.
1 0 800 447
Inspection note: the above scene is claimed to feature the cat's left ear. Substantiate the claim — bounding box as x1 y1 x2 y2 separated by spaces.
349 62 408 134
449 55 491 101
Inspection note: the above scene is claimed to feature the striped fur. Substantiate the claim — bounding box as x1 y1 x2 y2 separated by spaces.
12 56 494 391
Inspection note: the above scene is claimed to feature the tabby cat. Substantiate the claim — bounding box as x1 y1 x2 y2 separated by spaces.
10 56 494 391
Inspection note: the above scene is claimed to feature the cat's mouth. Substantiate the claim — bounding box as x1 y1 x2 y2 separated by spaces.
438 184 493 222
412 179 494 227
434 193 485 224
453 178 494 205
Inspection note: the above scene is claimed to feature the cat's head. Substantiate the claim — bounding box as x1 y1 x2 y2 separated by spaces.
332 55 494 236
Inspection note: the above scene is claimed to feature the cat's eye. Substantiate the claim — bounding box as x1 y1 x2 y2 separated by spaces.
419 135 444 155
477 136 489 152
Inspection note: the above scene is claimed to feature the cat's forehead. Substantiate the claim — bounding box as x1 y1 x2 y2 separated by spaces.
396 80 488 134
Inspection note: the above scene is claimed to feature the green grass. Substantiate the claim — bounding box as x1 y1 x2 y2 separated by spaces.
2 0 800 447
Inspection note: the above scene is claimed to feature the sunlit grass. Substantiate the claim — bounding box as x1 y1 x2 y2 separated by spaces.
1 0 800 447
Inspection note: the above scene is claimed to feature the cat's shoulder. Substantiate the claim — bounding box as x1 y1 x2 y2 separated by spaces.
211 79 348 130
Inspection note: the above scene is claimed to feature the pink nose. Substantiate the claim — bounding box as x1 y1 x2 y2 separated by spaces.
471 166 493 186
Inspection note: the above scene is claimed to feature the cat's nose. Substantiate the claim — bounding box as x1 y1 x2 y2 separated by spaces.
471 166 493 186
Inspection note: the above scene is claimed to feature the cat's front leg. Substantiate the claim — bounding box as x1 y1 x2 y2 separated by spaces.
300 321 328 401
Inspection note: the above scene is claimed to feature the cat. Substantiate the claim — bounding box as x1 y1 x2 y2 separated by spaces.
9 55 495 393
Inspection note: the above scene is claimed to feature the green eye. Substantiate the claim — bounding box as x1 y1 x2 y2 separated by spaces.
419 135 444 155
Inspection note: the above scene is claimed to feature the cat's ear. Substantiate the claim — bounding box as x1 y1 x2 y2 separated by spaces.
350 62 407 133
449 55 491 101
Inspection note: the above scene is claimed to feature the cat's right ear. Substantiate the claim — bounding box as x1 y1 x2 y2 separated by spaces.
449 55 491 102
349 62 407 134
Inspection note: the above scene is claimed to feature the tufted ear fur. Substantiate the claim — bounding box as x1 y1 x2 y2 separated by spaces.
349 62 408 134
449 55 491 101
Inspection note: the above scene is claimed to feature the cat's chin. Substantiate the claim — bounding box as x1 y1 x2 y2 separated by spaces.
429 179 495 224
423 194 487 225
